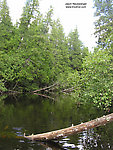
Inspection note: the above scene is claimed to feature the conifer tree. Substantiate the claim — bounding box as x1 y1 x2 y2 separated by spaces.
94 0 113 51
50 19 70 73
19 0 40 36
68 28 83 71
0 0 14 51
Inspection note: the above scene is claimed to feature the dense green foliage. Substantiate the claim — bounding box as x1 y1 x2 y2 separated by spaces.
0 0 113 109
0 0 85 92
68 28 83 71
94 0 113 52
79 0 113 108
80 51 113 109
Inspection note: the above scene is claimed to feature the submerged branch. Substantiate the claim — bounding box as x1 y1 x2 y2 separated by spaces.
24 113 113 141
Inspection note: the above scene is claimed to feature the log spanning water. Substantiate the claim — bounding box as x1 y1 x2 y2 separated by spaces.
24 113 113 141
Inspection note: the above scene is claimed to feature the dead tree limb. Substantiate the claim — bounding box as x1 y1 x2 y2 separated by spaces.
34 93 54 100
33 83 58 93
62 87 75 93
24 113 113 141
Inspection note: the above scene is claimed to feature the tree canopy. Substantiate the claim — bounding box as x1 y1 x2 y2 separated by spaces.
94 0 113 52
0 0 113 109
0 0 86 93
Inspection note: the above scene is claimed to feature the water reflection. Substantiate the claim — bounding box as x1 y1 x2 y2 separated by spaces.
77 129 99 149
0 94 113 149
13 127 24 136
41 141 65 150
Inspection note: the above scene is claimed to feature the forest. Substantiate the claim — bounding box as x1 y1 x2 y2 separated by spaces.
0 0 113 110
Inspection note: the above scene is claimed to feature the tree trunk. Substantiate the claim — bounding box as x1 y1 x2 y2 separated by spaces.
24 113 113 141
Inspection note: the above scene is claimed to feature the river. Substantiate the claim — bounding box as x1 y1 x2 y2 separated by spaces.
0 94 113 149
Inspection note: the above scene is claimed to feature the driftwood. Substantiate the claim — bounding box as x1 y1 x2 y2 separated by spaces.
24 113 113 141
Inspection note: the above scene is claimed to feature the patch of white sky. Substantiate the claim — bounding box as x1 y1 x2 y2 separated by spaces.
7 0 98 51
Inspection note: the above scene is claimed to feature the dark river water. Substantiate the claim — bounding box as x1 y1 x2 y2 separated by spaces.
0 94 113 150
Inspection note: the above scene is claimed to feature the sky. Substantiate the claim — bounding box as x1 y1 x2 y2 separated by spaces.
7 0 97 51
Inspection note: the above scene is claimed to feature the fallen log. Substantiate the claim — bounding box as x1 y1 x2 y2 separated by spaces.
24 113 113 141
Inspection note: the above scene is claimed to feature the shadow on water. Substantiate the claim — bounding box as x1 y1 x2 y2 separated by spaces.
0 94 113 149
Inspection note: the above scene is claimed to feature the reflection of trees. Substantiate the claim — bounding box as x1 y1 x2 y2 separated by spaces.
78 129 100 149
0 95 6 130
1 95 113 149
40 141 65 150
70 126 113 150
